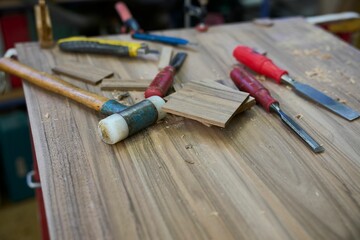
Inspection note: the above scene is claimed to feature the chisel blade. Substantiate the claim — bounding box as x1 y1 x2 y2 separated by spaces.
281 75 360 121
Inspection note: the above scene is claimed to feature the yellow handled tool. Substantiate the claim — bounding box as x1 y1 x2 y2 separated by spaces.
58 36 158 57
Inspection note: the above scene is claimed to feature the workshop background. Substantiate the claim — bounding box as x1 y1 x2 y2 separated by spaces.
0 0 359 239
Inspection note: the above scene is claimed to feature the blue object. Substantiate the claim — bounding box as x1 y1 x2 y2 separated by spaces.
260 0 270 18
100 100 128 115
132 33 190 46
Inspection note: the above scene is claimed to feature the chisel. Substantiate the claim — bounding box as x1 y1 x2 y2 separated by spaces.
233 45 360 121
58 37 158 57
230 67 324 153
145 52 187 98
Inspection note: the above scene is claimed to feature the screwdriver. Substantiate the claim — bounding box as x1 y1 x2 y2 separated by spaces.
115 1 197 46
115 1 142 33
145 52 187 98
233 45 360 121
230 67 324 153
58 37 158 57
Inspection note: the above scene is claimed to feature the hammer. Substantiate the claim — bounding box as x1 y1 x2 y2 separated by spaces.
0 57 166 144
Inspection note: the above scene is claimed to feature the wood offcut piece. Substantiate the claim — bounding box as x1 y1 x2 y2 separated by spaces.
101 78 152 91
163 80 254 127
52 62 114 85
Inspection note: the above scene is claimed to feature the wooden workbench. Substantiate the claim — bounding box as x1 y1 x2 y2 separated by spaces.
16 18 360 239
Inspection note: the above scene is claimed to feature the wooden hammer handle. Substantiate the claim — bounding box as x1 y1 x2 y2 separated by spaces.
0 58 109 112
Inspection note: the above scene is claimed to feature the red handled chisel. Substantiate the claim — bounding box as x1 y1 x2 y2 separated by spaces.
233 46 360 121
230 67 324 153
145 52 187 98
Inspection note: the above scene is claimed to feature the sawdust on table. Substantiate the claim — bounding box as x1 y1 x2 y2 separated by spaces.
305 67 331 82
291 49 332 60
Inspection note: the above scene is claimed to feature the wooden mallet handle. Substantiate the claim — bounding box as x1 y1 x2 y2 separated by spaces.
0 57 109 112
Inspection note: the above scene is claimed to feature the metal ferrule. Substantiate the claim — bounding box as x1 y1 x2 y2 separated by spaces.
100 100 128 115
280 74 296 86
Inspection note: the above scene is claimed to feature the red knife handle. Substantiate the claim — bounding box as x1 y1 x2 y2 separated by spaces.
230 67 278 112
145 66 176 98
233 45 287 83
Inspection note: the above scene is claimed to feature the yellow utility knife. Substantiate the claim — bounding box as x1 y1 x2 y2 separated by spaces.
58 37 158 57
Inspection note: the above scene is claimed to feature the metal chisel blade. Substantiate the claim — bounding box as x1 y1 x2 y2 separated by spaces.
292 82 360 121
281 75 360 121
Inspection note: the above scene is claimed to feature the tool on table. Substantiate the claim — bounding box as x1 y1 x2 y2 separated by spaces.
132 33 197 46
35 0 54 48
115 1 197 46
58 37 158 57
230 67 324 153
115 1 142 33
145 52 187 98
233 45 360 121
0 57 166 144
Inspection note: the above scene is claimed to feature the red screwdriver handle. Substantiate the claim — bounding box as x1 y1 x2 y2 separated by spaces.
233 46 287 83
230 67 278 112
115 2 132 22
145 66 176 98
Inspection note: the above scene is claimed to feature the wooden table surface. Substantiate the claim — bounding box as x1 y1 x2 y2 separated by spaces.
16 18 360 240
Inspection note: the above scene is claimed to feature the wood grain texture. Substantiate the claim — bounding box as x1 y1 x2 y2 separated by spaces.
16 18 360 240
163 81 251 127
52 62 114 85
101 78 152 91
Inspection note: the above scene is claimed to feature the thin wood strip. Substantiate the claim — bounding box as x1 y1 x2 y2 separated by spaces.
52 62 114 85
101 78 152 91
158 46 173 70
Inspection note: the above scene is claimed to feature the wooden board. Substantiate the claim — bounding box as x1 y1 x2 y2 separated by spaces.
16 18 360 240
163 81 252 127
52 62 114 85
100 78 152 91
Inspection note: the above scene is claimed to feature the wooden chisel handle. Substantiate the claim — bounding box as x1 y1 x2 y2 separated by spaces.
0 58 109 112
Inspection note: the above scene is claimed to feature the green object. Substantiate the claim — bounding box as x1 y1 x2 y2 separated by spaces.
0 111 34 202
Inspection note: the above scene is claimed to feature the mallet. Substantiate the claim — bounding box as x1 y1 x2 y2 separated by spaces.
0 57 166 144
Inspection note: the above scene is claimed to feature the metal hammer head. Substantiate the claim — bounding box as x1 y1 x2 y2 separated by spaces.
98 96 166 144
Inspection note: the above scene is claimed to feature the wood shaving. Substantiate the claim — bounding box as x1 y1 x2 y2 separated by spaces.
305 67 330 82
295 114 303 119
304 49 320 56
321 54 332 60
185 144 193 149
255 75 266 82
210 211 219 216
291 49 303 56
184 159 195 164
117 92 130 100
336 98 347 104
253 18 274 27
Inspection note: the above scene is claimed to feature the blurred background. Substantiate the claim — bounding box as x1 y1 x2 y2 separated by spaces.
0 0 359 239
